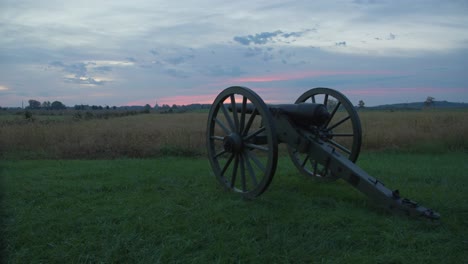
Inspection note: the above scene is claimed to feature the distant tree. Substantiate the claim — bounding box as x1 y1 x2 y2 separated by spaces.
50 101 66 110
28 99 41 109
154 103 159 110
74 104 86 110
112 106 117 110
105 105 110 110
358 100 365 108
42 101 51 109
424 96 435 108
142 104 151 113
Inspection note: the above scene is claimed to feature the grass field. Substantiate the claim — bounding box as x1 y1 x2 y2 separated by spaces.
2 152 467 263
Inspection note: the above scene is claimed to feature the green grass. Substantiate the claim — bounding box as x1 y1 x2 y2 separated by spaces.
1 152 467 263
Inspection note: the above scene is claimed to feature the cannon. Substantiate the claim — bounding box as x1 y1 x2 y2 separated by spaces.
206 86 440 219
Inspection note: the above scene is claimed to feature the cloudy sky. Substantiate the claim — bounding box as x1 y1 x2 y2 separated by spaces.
1 0 467 107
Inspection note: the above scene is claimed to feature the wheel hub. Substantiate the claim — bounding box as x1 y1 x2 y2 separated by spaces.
223 133 243 153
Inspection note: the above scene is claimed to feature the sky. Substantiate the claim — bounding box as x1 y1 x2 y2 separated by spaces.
1 0 467 107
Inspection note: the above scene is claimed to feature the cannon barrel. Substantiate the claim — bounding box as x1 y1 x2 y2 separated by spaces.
229 103 331 127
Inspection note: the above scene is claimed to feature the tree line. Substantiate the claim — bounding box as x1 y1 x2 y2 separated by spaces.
23 99 212 113
27 100 67 110
19 96 437 112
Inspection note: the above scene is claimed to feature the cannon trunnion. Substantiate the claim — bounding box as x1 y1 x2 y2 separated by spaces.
206 86 439 219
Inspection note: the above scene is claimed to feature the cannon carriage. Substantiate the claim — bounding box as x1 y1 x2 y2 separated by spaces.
206 86 439 219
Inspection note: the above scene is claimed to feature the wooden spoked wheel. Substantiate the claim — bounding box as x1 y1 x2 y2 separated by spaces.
206 86 278 198
288 88 362 181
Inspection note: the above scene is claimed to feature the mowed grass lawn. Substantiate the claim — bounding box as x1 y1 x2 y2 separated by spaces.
1 152 467 263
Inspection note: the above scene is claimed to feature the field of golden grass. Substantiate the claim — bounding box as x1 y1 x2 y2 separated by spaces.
0 110 466 159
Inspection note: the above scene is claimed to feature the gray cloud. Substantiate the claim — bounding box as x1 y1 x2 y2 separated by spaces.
64 76 105 85
166 54 195 65
335 41 347 46
375 33 397 41
148 48 195 66
50 61 87 77
233 29 315 46
233 30 283 45
282 28 316 38
49 61 110 85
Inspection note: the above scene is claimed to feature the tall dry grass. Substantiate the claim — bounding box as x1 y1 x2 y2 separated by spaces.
0 110 467 159
359 110 468 152
0 113 206 159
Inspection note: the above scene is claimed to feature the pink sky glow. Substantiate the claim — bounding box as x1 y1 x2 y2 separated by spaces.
126 93 219 106
346 87 466 96
139 86 466 106
229 70 394 83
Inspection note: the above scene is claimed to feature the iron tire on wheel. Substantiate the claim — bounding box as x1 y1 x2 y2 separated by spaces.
206 86 278 198
288 87 362 181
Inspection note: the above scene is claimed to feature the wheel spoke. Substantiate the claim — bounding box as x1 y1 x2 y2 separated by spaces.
323 94 329 106
324 101 341 127
244 127 266 141
214 117 230 134
244 143 269 152
239 96 247 134
221 103 235 132
327 115 350 131
230 95 240 133
230 155 239 188
245 151 266 173
327 139 352 154
311 95 316 104
214 149 227 158
211 135 224 141
244 152 258 186
221 154 234 176
242 107 258 136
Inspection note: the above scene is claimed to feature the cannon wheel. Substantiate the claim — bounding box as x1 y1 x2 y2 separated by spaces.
207 86 278 198
288 87 362 181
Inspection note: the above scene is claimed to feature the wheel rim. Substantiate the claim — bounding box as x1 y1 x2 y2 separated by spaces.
207 86 278 198
288 87 362 181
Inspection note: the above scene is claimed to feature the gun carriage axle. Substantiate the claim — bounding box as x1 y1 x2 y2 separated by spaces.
206 86 439 219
